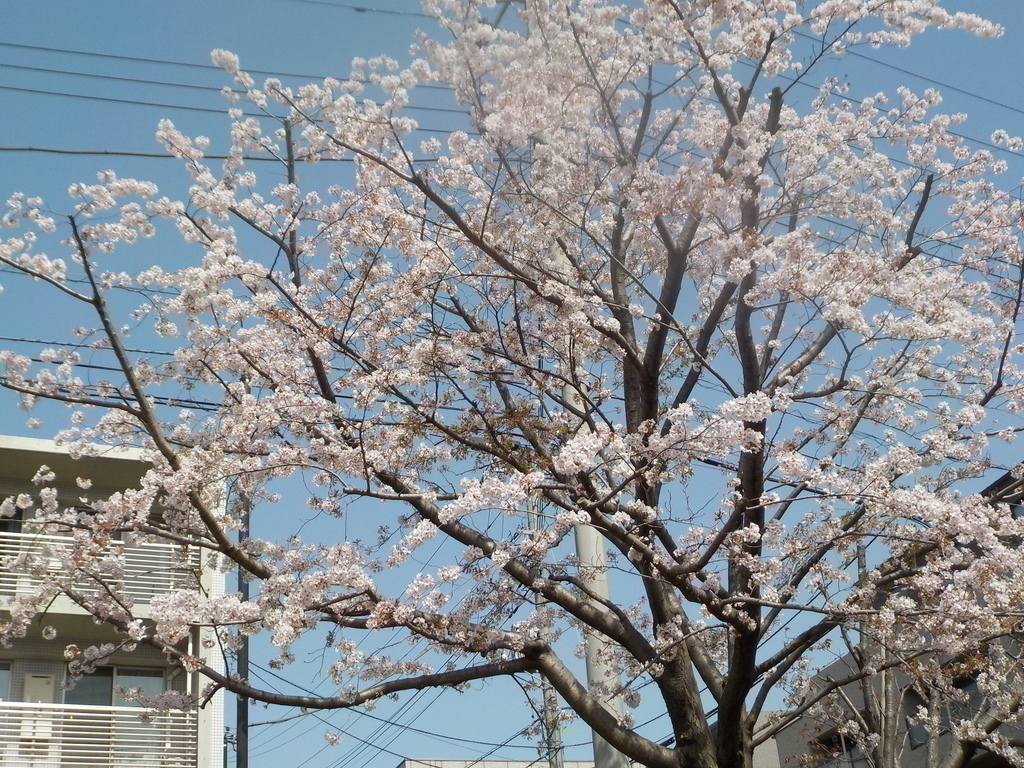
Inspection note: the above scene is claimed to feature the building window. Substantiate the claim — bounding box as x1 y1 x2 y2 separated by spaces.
810 730 870 768
906 678 982 749
0 662 10 701
64 667 166 706
906 715 930 749
0 505 24 535
114 668 165 706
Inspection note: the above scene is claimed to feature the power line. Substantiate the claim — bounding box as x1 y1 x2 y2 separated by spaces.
0 335 174 356
0 60 239 95
254 689 538 751
0 60 468 116
243 657 535 768
0 266 182 296
325 711 534 768
3 9 1021 123
734 60 1024 163
0 145 356 162
0 83 457 135
233 532 541 767
2 30 1019 162
791 30 1024 119
0 83 262 118
0 39 449 92
0 39 322 79
3 75 1013 183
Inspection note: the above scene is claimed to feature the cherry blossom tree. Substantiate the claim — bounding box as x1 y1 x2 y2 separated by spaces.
2 2 1024 767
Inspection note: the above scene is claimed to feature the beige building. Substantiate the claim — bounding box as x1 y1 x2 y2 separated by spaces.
0 435 224 768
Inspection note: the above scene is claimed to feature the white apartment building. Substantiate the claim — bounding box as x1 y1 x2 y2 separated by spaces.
0 435 224 768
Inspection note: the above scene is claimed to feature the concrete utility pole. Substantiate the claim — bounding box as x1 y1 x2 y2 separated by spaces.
236 492 250 768
560 374 629 768
529 498 565 768
496 0 629 747
537 233 629 768
573 523 629 768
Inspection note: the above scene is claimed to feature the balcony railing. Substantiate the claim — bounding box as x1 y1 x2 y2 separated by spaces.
0 531 201 603
0 701 197 767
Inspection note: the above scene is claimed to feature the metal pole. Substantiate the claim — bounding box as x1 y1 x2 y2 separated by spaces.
481 0 633 758
573 522 629 768
529 498 565 768
546 240 629 768
236 496 250 768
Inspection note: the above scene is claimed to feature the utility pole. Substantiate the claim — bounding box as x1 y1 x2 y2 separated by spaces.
541 235 629 768
559 376 629 768
529 498 565 768
494 0 628 745
573 522 629 768
236 490 250 768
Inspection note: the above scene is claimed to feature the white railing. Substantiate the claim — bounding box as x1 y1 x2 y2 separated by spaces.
0 531 201 603
0 701 197 767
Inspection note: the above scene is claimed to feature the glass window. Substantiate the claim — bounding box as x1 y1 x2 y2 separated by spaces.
64 667 114 706
906 715 930 749
112 669 166 766
115 668 165 706
0 505 24 535
64 666 166 706
0 662 10 701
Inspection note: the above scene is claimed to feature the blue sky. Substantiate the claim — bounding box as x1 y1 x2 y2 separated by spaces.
1 2 1024 768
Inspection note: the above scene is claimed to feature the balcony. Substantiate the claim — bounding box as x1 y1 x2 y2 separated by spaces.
0 700 197 767
0 531 201 605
